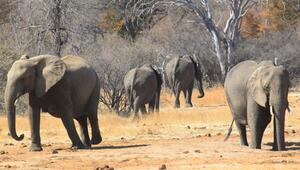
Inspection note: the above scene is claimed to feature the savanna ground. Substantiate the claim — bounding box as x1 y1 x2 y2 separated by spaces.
0 86 300 170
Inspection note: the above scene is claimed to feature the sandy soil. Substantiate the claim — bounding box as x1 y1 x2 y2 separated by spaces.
0 87 299 170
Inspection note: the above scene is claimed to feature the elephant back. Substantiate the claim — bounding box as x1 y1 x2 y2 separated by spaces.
62 55 91 70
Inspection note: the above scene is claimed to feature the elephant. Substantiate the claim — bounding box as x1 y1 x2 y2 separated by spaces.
224 60 290 151
124 64 162 119
4 54 102 151
164 55 204 108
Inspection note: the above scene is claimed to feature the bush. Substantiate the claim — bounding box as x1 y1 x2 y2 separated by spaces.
0 45 27 114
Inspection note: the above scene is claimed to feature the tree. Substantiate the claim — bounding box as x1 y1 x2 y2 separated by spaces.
0 0 108 113
3 0 107 57
100 0 167 40
0 0 18 25
241 0 300 38
126 0 257 78
99 62 128 114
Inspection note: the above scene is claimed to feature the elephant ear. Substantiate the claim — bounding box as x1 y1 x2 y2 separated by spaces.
151 65 163 86
34 55 66 98
189 54 202 78
248 65 273 107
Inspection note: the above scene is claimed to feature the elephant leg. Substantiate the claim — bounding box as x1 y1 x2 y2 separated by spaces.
141 105 147 115
249 114 270 149
86 85 102 145
174 89 181 108
248 99 271 149
76 116 91 147
183 89 187 99
133 96 141 121
186 85 193 107
235 122 248 146
148 98 155 113
126 88 132 112
60 108 84 149
28 97 42 151
88 112 102 145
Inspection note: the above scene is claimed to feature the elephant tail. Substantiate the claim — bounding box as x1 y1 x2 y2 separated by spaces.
224 119 234 142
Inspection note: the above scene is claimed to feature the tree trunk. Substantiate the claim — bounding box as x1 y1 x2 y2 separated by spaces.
210 30 227 78
53 0 62 57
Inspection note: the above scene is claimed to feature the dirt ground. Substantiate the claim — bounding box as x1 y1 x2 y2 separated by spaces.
0 87 300 170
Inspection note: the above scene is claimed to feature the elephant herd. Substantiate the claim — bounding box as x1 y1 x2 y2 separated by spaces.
3 54 291 152
124 55 205 119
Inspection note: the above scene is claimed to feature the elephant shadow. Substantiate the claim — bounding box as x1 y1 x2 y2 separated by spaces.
91 144 149 150
264 142 300 150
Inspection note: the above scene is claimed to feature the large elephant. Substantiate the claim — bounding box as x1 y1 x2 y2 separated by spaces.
224 60 289 151
124 64 162 119
165 55 204 108
5 54 102 151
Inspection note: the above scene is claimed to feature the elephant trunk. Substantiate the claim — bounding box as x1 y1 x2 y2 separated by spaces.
4 84 24 141
271 96 287 151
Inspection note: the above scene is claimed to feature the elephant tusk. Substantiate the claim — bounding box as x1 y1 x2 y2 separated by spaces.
270 106 273 116
287 106 291 113
14 99 19 106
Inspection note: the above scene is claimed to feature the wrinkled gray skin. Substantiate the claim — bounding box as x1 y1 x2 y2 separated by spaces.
5 55 102 151
124 64 162 120
225 60 289 151
165 55 204 108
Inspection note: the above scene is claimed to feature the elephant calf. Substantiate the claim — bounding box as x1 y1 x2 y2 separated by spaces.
224 60 289 151
124 64 162 120
165 55 204 108
5 54 102 151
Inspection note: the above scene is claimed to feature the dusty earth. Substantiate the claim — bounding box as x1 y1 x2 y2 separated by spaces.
0 87 300 170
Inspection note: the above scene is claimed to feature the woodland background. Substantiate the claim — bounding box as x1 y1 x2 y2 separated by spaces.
0 0 299 114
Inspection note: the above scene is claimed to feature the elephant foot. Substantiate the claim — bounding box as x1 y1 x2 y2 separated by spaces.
272 146 285 151
91 135 102 145
30 144 43 151
250 144 261 150
71 143 87 150
83 141 91 148
185 103 193 108
197 94 204 98
240 143 249 147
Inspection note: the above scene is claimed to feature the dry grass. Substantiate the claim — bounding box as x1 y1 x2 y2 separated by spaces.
0 86 299 143
160 85 227 107
0 86 230 143
99 86 231 140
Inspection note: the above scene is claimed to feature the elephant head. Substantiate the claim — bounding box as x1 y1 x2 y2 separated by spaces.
5 54 66 141
248 62 289 150
189 55 205 98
